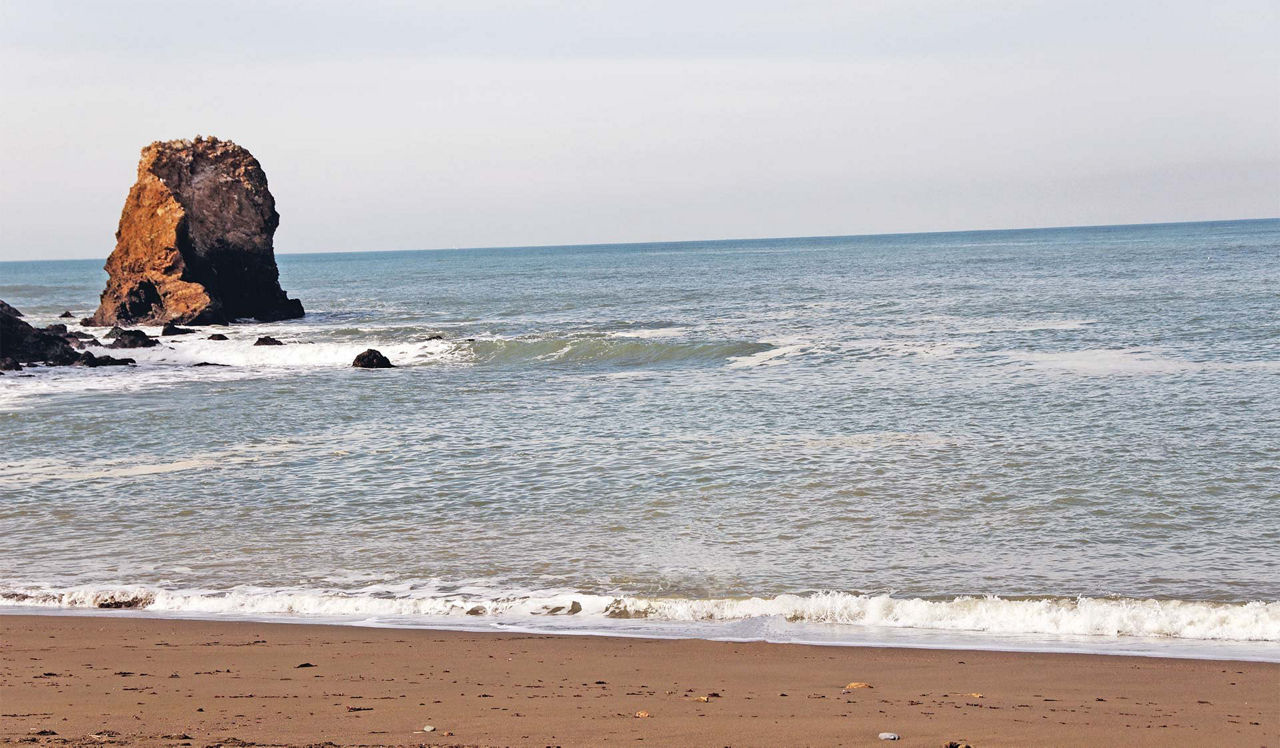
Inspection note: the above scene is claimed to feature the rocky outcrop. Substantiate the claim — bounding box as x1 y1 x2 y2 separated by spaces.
0 301 135 369
352 349 393 368
107 330 159 349
161 323 195 336
87 136 304 327
0 300 80 365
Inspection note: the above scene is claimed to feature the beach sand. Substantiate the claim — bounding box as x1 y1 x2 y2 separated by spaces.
0 614 1274 747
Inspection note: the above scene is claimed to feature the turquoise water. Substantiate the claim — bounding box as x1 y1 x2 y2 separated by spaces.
2 219 1278 657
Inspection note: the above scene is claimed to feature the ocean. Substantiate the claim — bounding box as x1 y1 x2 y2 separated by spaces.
2 218 1278 660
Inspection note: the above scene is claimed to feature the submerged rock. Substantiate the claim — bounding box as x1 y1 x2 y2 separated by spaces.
87 136 304 327
207 333 229 341
73 351 135 367
161 322 196 336
58 310 74 318
253 335 284 346
352 348 393 368
108 330 159 349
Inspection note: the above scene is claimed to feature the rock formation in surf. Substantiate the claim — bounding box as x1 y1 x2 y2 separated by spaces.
1 300 79 366
87 136 304 326
352 348 393 368
0 300 134 369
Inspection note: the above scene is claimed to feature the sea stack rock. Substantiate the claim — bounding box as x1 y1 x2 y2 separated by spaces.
87 136 304 326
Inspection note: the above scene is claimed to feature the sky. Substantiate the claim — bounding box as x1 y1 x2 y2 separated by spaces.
1 0 1277 261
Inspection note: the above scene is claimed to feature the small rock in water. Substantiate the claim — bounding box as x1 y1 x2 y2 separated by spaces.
352 348 393 368
253 335 285 346
0 357 21 371
73 352 135 367
108 330 158 349
877 732 900 741
192 362 228 367
466 605 486 616
207 333 229 341
568 600 582 614
58 311 74 318
161 322 196 336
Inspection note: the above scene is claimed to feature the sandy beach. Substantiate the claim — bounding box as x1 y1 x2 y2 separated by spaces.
1 614 1274 747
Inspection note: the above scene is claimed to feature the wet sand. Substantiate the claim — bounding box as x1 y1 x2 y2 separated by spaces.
1 613 1275 747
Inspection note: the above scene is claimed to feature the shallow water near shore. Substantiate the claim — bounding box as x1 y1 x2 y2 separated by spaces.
3 219 1279 659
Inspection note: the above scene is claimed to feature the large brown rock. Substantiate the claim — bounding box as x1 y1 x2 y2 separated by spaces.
87 136 304 326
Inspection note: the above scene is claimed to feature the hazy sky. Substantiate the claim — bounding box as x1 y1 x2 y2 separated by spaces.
2 1 1277 260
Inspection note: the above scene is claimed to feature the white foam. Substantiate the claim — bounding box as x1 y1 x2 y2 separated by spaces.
3 584 1275 646
727 343 808 368
0 439 314 488
103 333 457 369
1002 348 1280 376
608 327 689 339
0 323 464 410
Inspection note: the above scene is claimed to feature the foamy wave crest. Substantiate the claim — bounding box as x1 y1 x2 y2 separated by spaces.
466 336 767 367
605 593 1280 642
3 585 1277 643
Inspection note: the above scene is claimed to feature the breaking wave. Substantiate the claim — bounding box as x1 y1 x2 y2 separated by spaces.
3 585 1277 644
467 336 767 366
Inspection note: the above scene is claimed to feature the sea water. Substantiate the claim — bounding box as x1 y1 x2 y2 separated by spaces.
2 219 1278 660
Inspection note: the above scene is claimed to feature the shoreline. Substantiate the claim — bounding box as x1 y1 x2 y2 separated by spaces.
2 614 1275 747
3 605 1277 664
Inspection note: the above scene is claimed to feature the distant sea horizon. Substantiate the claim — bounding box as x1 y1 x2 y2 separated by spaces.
3 217 1278 661
8 216 1277 265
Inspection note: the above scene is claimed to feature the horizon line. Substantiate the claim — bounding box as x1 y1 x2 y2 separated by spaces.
5 216 1276 264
